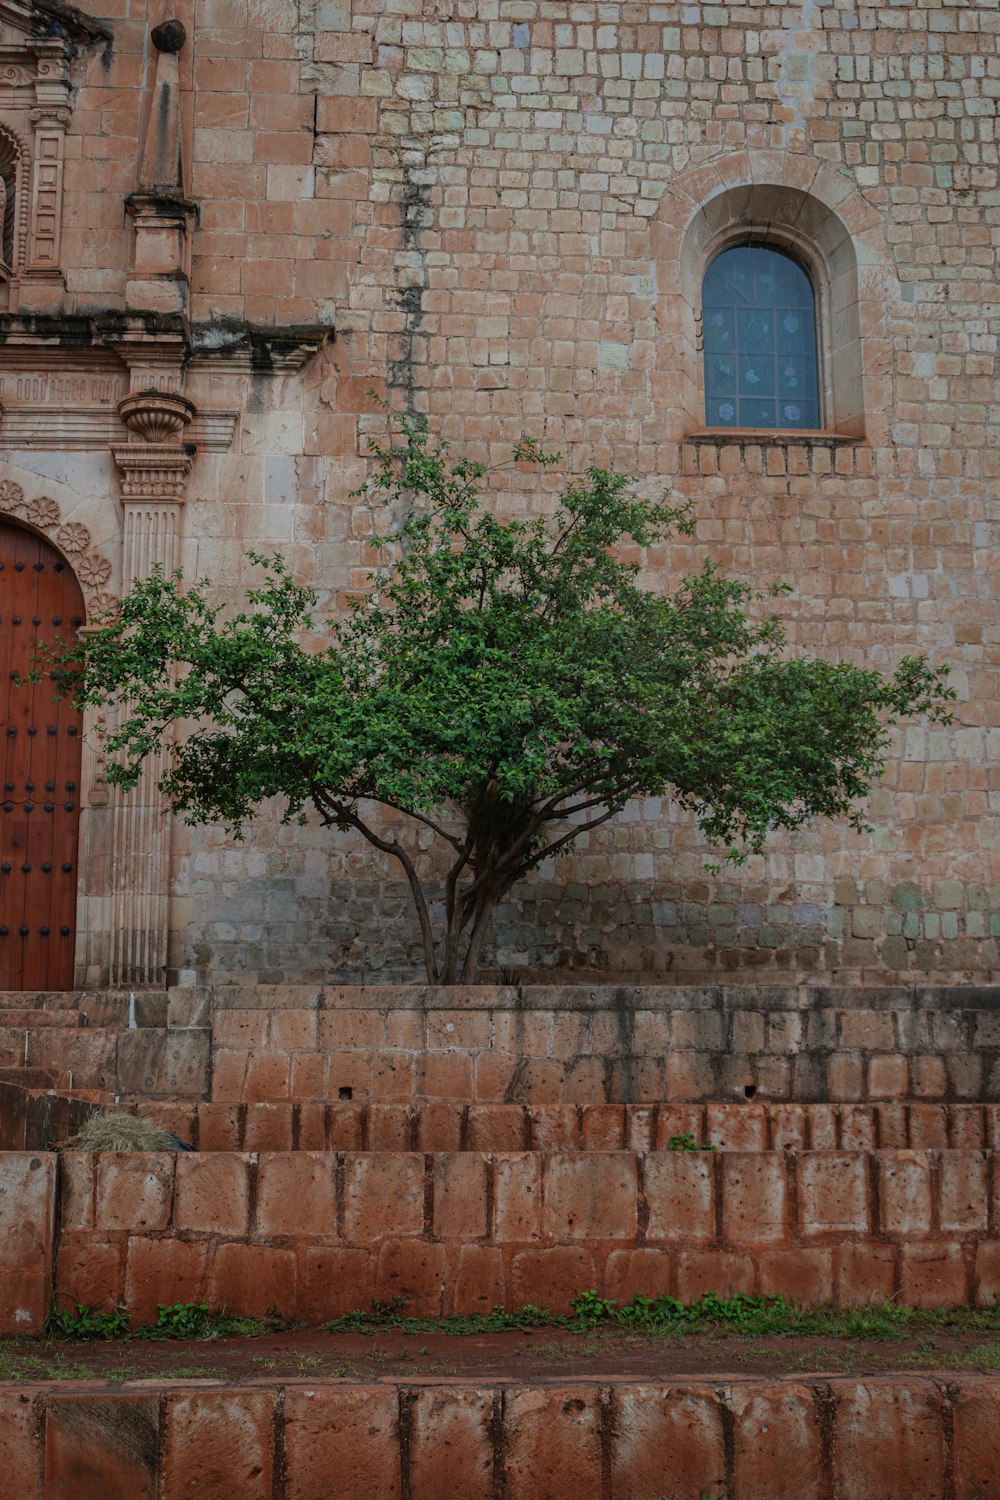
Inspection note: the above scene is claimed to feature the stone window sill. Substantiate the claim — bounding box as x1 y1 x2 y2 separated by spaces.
685 428 864 447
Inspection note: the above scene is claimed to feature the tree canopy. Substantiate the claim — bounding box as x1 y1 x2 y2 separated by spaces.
46 423 955 982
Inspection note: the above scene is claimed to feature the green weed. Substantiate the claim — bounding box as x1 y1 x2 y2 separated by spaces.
45 1304 130 1341
666 1133 717 1152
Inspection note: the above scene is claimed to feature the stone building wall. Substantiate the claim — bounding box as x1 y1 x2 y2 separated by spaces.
0 0 997 985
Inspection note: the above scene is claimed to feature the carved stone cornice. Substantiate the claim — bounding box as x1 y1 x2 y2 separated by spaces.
111 443 191 502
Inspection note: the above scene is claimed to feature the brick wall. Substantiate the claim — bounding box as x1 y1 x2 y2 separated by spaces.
142 1098 1000 1156
198 984 1000 1106
49 1148 1000 1321
4 1376 997 1500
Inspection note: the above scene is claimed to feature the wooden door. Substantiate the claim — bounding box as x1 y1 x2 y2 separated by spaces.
0 520 84 989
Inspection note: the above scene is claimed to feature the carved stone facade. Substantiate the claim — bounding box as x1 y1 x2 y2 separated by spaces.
0 1 996 987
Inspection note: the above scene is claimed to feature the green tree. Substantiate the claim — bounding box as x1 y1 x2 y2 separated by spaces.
45 423 954 983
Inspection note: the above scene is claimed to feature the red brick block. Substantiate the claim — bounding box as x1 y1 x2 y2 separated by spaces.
832 1381 946 1499
125 1238 208 1323
256 1152 335 1237
297 1101 328 1151
322 1050 373 1098
415 1101 464 1151
722 1154 787 1245
373 1050 415 1099
705 1103 767 1150
839 1105 877 1151
797 1153 870 1236
467 1103 528 1151
416 1051 473 1099
562 1058 608 1106
0 1390 39 1500
343 1154 424 1243
867 1054 909 1099
58 1151 94 1229
45 1395 159 1500
410 1389 494 1500
327 1103 363 1149
605 1248 673 1303
316 96 378 134
610 1387 726 1500
676 1250 755 1300
835 1243 897 1306
0 1269 51 1336
580 1104 625 1149
162 1390 275 1500
939 1151 988 1232
0 1153 55 1327
949 1106 985 1151
375 1241 446 1316
284 1387 399 1500
662 1052 714 1102
625 1105 656 1153
758 1249 834 1305
645 1153 716 1242
95 1154 173 1233
210 1049 248 1102
53 1235 124 1314
473 1052 518 1102
432 1153 488 1241
493 1154 543 1243
503 1387 603 1500
733 1386 824 1500
878 1151 932 1236
975 1243 1000 1305
298 1246 371 1321
319 1009 383 1050
543 1153 637 1241
808 1105 839 1149
367 1103 413 1151
243 1051 290 1102
951 1378 1000 1500
195 1103 242 1151
510 1248 595 1313
445 1245 504 1314
898 1244 970 1308
876 1103 908 1148
769 1104 808 1151
174 1153 250 1237
908 1104 949 1149
528 1104 580 1149
270 1008 318 1050
214 1009 267 1048
244 1102 294 1152
208 1243 298 1320
289 1052 328 1100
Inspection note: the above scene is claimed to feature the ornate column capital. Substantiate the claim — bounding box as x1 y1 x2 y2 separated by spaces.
112 443 192 503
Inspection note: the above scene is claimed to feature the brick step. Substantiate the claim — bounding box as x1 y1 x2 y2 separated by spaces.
208 1037 999 1104
39 1147 1000 1330
138 1096 1000 1154
0 990 168 1027
4 1376 995 1500
0 1010 87 1028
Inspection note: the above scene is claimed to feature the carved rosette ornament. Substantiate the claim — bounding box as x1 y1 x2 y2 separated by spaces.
0 478 114 618
117 389 195 445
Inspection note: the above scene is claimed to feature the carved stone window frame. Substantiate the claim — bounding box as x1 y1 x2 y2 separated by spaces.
0 1 111 305
651 151 898 449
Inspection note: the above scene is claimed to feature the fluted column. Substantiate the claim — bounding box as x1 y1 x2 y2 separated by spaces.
107 445 191 985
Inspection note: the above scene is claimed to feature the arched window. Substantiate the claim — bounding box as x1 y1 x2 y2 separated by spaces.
702 245 820 431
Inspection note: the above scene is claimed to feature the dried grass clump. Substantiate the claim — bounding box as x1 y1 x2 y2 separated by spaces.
71 1110 172 1152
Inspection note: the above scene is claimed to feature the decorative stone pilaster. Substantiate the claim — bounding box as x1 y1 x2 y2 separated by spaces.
106 444 192 985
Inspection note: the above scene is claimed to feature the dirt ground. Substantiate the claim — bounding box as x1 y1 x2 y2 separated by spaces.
4 1324 1000 1387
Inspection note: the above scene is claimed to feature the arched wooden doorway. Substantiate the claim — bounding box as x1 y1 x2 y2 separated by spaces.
0 520 84 989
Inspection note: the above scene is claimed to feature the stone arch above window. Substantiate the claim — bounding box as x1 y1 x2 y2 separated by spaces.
652 153 895 445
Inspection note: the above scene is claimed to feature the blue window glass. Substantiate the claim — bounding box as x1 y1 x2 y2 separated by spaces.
702 246 820 430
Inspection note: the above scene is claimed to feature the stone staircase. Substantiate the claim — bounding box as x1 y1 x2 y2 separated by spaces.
3 982 1000 1496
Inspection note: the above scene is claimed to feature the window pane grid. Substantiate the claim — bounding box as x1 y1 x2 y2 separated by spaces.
703 246 820 430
